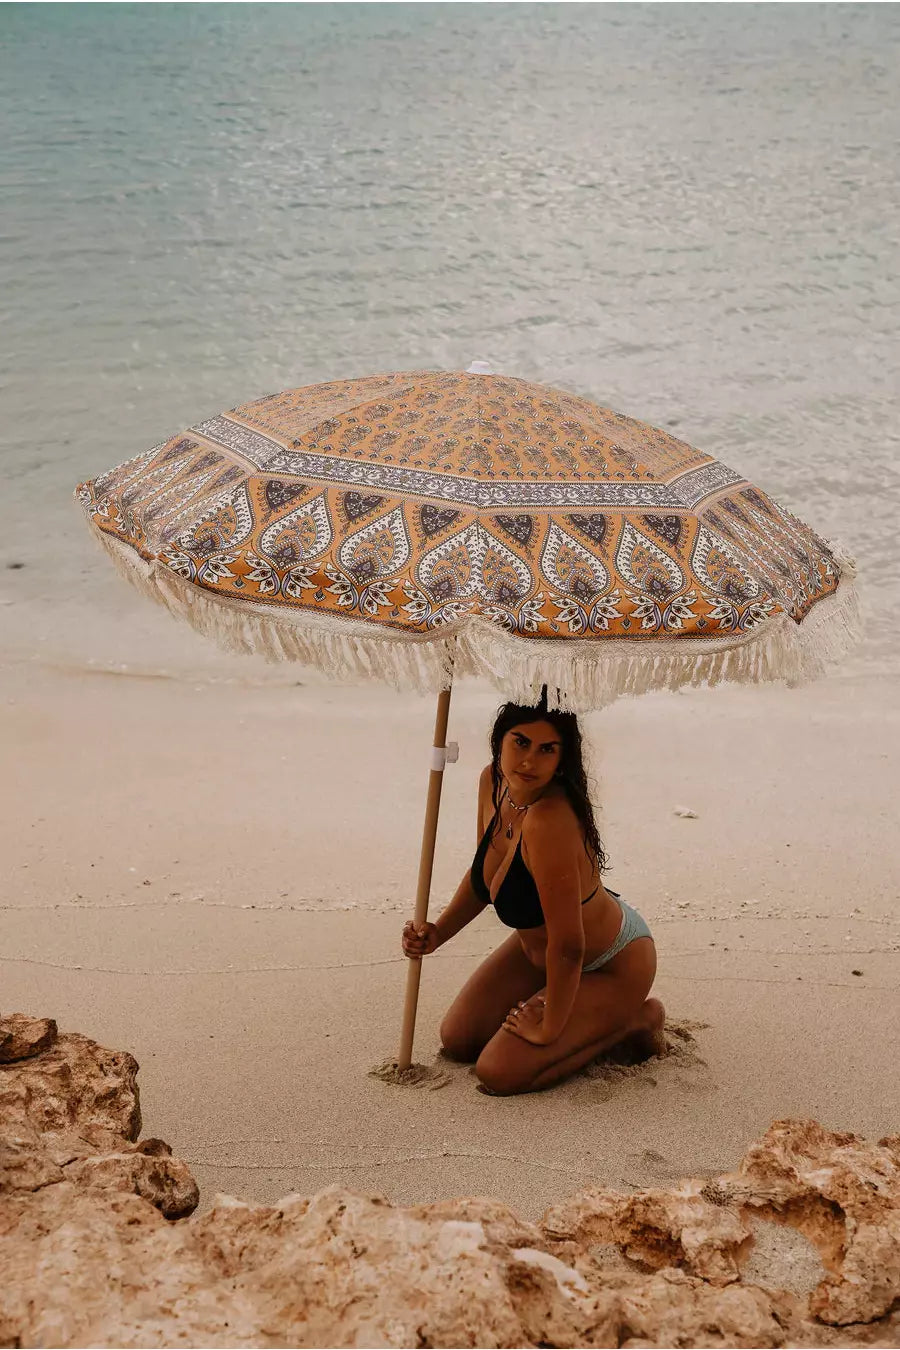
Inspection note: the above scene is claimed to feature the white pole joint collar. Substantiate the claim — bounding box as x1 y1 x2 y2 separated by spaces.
431 742 459 772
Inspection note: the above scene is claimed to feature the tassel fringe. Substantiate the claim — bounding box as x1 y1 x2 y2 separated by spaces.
86 522 862 711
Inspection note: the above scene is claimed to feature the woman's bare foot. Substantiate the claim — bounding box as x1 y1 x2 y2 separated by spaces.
606 997 667 1064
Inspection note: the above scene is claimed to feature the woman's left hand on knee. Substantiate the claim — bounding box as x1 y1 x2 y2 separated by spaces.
502 994 552 1045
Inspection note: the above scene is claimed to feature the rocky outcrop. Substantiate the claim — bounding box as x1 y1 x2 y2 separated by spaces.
2 1013 898 1348
0 1019 141 1138
0 1014 57 1063
542 1179 754 1286
0 1014 198 1220
734 1119 900 1326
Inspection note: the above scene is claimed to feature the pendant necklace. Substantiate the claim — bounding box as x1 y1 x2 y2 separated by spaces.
504 787 534 838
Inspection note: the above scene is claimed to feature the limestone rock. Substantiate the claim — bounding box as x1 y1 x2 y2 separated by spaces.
410 1193 547 1251
7 1177 883 1350
879 1134 900 1162
611 1266 794 1348
0 1013 57 1062
3 1015 900 1347
0 1132 65 1193
542 1179 752 1285
2 1185 582 1349
0 1022 196 1221
0 1186 175 1348
734 1118 900 1326
64 1147 199 1218
0 1029 141 1139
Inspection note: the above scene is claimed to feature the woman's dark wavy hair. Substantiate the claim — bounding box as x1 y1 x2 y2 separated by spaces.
488 687 609 873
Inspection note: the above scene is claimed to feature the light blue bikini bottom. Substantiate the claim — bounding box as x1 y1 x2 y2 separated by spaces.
581 892 653 972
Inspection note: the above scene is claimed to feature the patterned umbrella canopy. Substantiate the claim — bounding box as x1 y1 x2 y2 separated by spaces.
76 369 859 709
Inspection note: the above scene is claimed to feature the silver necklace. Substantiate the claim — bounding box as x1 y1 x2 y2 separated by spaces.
504 787 535 838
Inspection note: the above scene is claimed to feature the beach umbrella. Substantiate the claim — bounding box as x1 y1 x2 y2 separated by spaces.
76 367 859 1068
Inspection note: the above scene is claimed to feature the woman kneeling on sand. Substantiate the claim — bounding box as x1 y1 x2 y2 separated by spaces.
402 692 665 1094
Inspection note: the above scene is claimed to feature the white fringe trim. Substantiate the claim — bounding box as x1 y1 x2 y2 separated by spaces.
86 522 862 711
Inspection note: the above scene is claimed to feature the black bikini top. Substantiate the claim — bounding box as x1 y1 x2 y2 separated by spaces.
470 794 598 930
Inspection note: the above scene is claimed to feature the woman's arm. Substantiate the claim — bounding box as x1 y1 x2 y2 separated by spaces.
434 763 493 945
403 870 486 955
432 871 486 946
518 801 585 1043
402 765 491 956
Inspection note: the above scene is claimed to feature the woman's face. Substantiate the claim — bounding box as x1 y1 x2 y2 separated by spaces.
499 719 563 799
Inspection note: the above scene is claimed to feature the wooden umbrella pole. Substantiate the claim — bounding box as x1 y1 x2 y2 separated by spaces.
397 681 454 1070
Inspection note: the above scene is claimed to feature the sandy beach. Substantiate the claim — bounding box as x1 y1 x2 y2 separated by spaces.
2 651 897 1221
4 18 900 1346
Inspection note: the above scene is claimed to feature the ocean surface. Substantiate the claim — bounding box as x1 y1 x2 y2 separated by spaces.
2 2 898 681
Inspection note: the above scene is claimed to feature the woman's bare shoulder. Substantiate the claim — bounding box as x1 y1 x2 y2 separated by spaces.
525 790 580 839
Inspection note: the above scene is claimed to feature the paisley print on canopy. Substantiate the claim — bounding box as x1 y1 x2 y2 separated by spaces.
337 505 411 584
264 479 309 516
479 526 533 606
179 484 254 559
77 369 844 643
120 448 195 514
566 513 608 548
691 525 761 604
416 523 531 609
92 445 160 502
492 513 535 548
541 522 609 604
417 522 480 604
341 491 385 524
259 493 333 567
641 513 684 551
419 503 462 539
141 455 226 542
616 522 685 600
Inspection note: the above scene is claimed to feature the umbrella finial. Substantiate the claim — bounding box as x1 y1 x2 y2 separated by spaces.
466 360 494 374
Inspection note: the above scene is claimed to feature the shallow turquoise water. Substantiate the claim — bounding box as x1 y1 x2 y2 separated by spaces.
1 3 898 674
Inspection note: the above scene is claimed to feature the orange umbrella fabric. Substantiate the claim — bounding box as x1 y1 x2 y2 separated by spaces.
76 370 858 709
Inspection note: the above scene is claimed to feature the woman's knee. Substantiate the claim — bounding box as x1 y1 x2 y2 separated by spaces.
439 1013 483 1063
474 1039 534 1095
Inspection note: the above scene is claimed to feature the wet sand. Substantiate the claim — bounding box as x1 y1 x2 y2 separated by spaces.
1 658 898 1218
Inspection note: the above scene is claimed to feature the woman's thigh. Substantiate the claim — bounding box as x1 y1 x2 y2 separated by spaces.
440 932 546 1060
475 937 657 1091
